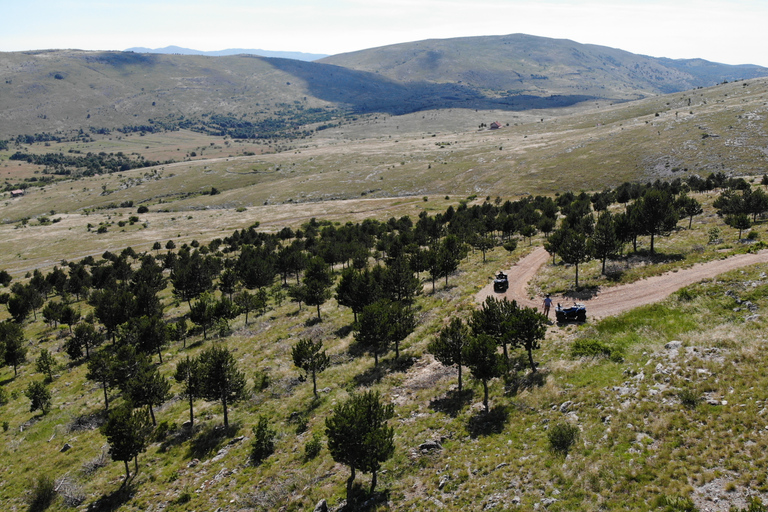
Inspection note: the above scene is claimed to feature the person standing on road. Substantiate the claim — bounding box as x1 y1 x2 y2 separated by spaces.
542 294 552 318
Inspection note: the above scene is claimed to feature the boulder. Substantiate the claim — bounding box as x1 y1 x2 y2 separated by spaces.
420 440 442 452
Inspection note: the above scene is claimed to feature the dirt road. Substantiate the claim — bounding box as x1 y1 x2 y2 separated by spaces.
477 246 768 320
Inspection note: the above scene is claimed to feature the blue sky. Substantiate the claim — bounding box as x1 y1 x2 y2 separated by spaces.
3 0 768 66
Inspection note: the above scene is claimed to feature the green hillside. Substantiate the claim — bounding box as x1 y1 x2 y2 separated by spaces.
2 34 768 512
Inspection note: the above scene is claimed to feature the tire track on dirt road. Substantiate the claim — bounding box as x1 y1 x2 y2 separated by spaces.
477 246 768 320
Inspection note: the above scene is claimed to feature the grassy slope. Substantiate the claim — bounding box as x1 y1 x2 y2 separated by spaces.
1 78 768 511
3 223 768 511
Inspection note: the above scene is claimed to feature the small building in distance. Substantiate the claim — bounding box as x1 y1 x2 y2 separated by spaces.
10 189 24 198
490 121 502 130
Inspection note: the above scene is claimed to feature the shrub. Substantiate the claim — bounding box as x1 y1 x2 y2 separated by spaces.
571 339 615 359
250 416 276 465
708 227 722 244
27 474 56 512
547 421 579 455
253 370 270 392
304 431 322 461
677 288 697 302
137 205 149 214
678 388 701 409
652 494 698 511
731 497 768 512
604 262 624 282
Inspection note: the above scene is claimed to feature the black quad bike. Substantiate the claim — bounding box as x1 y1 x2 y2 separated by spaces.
555 302 587 323
493 272 509 293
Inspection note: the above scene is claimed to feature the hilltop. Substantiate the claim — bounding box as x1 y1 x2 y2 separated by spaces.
2 34 767 139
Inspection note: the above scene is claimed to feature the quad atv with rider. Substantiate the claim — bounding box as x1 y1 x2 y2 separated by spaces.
493 271 509 293
555 302 587 323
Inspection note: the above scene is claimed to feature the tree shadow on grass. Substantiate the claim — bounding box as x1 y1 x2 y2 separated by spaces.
158 422 197 453
337 483 390 512
505 369 549 397
85 482 134 512
467 405 509 438
429 388 474 417
353 356 416 387
186 422 241 460
334 324 353 338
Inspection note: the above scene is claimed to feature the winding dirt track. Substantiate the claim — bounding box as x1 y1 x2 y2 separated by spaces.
477 246 768 320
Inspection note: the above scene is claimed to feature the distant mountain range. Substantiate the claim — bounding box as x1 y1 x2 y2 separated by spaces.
2 34 768 138
320 34 768 97
124 45 328 62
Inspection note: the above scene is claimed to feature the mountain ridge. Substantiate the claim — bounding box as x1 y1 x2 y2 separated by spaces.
124 45 328 61
2 34 768 139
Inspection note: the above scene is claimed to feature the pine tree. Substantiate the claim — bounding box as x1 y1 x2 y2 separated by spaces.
101 404 152 481
198 345 247 429
463 334 504 412
325 391 395 500
292 338 330 397
428 317 470 392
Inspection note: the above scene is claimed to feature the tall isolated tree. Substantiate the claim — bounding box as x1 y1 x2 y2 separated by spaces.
508 306 548 373
125 355 171 426
101 404 152 481
725 213 752 240
35 348 57 382
174 356 202 427
171 250 214 307
676 193 703 229
233 289 267 325
189 291 217 339
427 317 470 392
355 299 415 366
292 338 331 397
198 345 247 429
558 228 592 288
25 380 52 415
589 211 622 275
325 390 395 500
236 244 276 290
381 255 420 306
302 256 334 322
463 333 504 413
637 189 679 254
89 286 135 342
87 349 116 412
470 296 518 365
1 320 27 377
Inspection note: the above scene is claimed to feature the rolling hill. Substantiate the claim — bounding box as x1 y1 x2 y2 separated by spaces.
2 34 767 140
